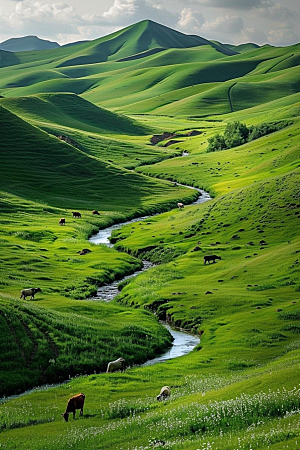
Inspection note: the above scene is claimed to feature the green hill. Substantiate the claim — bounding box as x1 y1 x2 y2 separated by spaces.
0 105 193 209
0 93 150 135
0 19 300 450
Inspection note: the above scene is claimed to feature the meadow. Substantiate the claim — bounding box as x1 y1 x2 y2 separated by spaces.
0 19 299 449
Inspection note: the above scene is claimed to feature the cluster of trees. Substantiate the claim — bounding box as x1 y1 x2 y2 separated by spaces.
207 120 288 152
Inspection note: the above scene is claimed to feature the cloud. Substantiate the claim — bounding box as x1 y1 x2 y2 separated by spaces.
195 0 268 10
267 27 299 45
1 1 83 40
0 0 179 44
177 8 205 32
202 14 244 36
98 0 177 28
255 2 298 21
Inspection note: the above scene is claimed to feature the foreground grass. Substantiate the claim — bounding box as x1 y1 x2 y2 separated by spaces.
0 350 299 449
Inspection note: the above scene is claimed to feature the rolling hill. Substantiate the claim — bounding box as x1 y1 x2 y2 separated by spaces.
0 19 299 450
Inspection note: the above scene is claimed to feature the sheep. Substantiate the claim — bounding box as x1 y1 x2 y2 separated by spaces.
106 357 126 373
157 386 171 401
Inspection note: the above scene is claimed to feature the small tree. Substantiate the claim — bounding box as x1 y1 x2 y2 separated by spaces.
223 121 249 148
207 133 226 152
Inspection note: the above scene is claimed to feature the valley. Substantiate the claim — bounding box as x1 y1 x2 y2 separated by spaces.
0 19 299 450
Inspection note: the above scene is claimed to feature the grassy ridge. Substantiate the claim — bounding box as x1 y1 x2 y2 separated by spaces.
0 28 299 118
0 105 195 209
0 93 150 135
0 297 172 396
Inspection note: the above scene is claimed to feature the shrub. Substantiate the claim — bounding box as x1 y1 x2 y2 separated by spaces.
207 120 288 152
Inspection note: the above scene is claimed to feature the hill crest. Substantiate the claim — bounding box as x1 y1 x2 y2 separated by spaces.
0 35 60 52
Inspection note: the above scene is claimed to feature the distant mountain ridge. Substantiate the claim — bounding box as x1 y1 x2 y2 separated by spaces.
0 35 60 52
0 20 239 59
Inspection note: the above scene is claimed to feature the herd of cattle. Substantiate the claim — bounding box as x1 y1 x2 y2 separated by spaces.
59 202 186 226
20 201 219 422
59 210 100 226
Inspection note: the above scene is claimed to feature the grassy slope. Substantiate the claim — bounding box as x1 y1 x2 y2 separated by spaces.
0 105 195 210
0 23 300 450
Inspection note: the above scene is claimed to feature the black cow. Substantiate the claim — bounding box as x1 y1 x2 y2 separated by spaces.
20 288 42 300
204 255 221 265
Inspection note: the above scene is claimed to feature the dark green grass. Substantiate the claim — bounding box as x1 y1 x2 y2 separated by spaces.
0 93 150 135
0 105 195 209
0 297 172 396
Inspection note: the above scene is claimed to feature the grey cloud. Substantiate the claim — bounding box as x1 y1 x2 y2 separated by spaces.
195 0 270 10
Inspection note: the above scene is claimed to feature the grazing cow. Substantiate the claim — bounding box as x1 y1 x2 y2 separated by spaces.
20 287 42 300
106 357 125 373
157 386 171 401
79 248 92 255
177 203 184 209
204 255 221 265
72 212 81 218
59 218 65 226
92 210 100 215
62 393 85 422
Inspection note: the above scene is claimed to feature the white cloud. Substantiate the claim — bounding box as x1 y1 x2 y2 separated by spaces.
255 2 297 20
103 0 138 22
0 0 299 46
1 1 83 41
177 8 205 33
0 0 179 44
202 14 243 36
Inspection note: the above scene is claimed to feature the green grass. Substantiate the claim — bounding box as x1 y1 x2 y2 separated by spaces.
0 20 300 450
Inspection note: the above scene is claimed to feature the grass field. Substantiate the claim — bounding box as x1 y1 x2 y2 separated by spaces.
0 19 299 450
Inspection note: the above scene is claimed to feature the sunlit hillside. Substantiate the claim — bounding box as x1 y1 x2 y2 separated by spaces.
0 19 299 450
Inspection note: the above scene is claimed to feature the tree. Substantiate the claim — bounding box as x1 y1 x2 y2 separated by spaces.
223 121 249 148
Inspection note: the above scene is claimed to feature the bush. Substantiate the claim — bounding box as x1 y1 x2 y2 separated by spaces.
207 120 288 152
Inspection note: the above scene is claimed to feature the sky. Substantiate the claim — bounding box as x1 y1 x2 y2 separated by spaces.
0 0 299 47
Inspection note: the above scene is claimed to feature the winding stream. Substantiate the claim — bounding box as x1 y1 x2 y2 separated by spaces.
1 187 208 402
89 185 211 358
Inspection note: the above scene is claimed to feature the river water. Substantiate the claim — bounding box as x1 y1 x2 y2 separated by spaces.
1 187 207 402
89 185 210 357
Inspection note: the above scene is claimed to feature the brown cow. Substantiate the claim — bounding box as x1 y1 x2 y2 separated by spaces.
92 210 100 215
59 218 65 225
204 255 221 265
62 393 85 422
72 212 81 218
